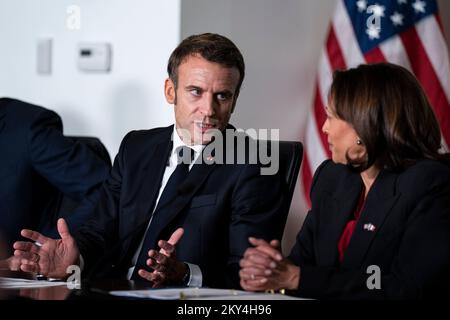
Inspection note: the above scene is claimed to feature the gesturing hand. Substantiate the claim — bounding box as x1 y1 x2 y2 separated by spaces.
137 228 186 287
13 218 80 279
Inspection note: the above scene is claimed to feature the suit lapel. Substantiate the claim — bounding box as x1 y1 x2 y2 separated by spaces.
134 129 173 226
148 154 217 239
342 170 400 267
318 170 363 265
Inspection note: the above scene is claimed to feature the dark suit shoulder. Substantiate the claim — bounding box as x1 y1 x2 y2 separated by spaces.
0 98 59 123
117 125 172 157
396 159 450 195
311 160 349 192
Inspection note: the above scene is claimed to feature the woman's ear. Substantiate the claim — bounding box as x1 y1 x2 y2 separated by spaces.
165 78 176 104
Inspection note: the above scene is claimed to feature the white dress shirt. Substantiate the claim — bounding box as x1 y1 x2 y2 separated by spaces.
125 126 204 286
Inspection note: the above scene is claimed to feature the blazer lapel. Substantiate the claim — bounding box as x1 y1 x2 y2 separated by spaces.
318 170 363 266
132 129 173 228
342 170 400 268
148 156 217 239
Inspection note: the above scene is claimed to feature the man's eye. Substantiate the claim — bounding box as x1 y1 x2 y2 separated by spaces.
190 89 201 96
216 93 229 101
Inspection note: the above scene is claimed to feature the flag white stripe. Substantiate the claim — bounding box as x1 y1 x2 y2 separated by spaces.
379 35 413 71
415 15 450 105
305 112 327 171
332 0 365 68
318 49 334 107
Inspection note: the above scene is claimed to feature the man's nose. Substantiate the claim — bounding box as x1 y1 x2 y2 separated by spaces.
201 95 216 117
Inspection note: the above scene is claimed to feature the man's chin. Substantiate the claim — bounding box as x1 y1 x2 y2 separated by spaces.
193 129 221 145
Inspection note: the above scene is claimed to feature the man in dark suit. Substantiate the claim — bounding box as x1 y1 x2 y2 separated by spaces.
13 33 285 289
0 98 110 252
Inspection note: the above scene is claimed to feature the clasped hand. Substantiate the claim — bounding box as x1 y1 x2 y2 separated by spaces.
239 237 300 292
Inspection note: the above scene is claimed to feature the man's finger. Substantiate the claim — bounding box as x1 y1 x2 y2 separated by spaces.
138 269 158 282
13 242 40 254
138 269 166 285
167 228 184 246
20 229 48 245
150 272 166 288
148 250 167 265
20 262 39 274
147 258 165 272
13 251 38 262
158 240 175 255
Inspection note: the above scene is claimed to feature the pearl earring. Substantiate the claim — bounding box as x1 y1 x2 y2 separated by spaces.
356 139 362 145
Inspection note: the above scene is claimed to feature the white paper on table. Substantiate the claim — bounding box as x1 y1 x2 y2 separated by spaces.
0 276 67 289
109 287 305 300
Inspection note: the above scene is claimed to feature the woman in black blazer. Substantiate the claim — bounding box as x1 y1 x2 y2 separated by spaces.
240 63 450 299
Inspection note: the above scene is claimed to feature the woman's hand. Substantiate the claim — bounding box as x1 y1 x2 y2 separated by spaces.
239 237 300 292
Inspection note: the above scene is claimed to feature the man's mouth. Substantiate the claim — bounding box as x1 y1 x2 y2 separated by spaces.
195 121 216 133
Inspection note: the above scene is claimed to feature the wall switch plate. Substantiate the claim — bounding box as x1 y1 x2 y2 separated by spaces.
37 38 52 75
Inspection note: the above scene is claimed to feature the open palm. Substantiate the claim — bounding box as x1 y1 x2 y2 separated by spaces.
13 219 79 279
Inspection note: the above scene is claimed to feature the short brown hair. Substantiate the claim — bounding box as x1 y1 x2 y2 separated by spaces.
167 33 245 96
330 62 448 171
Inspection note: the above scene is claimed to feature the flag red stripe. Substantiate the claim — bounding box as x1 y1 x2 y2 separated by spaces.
400 27 450 145
363 46 386 64
327 26 347 70
313 85 332 157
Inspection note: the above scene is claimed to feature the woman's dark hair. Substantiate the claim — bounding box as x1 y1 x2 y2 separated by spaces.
330 62 449 171
167 33 245 97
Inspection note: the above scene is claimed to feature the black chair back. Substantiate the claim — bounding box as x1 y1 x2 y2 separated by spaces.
278 141 303 224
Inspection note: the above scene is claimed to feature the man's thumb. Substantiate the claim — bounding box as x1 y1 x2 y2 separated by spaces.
57 218 72 240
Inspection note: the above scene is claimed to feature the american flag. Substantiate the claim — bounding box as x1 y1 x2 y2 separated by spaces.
302 0 450 206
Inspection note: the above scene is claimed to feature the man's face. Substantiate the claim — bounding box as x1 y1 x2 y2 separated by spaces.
165 54 241 145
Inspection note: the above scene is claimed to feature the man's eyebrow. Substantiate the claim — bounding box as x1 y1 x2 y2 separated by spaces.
185 85 202 90
216 89 233 95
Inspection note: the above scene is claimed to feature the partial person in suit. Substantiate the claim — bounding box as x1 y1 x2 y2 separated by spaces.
13 33 285 289
0 98 110 251
239 63 450 299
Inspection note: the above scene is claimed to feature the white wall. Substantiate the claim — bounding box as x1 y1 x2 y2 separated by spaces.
181 0 450 253
1 0 450 253
181 0 334 252
0 0 181 157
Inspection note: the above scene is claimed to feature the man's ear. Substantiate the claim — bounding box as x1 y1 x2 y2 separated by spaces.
165 78 176 104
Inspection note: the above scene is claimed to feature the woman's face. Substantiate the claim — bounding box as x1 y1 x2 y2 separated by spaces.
322 103 363 164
